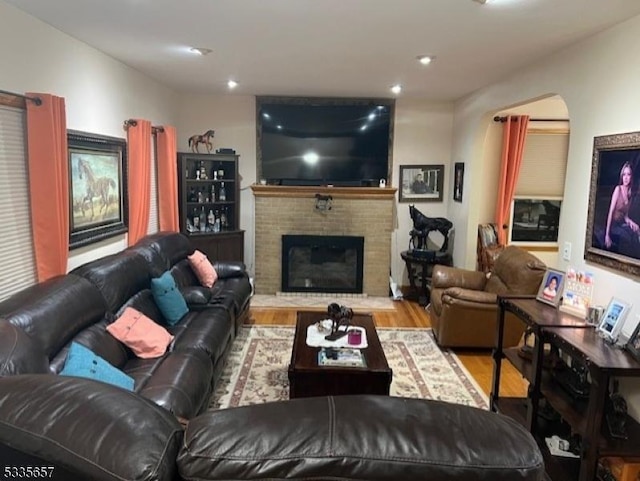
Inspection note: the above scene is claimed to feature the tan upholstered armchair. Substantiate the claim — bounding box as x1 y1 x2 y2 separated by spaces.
427 246 546 349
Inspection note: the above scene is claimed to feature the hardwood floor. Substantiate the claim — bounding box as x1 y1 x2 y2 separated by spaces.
246 299 528 398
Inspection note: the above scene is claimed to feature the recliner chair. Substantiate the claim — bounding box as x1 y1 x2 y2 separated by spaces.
427 246 546 349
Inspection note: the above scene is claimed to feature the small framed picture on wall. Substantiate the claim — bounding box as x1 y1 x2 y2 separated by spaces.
453 162 464 202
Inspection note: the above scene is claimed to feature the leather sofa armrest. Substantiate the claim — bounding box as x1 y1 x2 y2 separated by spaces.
0 375 182 481
181 286 212 305
213 261 247 279
178 395 543 481
443 287 497 305
432 265 488 291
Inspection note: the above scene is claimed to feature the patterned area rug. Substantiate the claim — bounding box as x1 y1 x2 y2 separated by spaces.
210 326 488 410
250 294 396 310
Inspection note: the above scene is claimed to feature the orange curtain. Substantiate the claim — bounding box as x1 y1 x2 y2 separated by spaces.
156 126 179 232
494 115 529 244
126 119 152 246
26 93 69 281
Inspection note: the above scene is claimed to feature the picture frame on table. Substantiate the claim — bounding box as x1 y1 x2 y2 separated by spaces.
399 164 444 203
597 297 631 343
625 320 640 361
585 131 640 277
68 130 128 249
453 162 464 202
535 268 565 307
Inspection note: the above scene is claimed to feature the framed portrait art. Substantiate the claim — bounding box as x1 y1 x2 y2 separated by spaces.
68 130 128 248
585 131 640 277
453 162 464 202
399 164 444 203
536 268 565 307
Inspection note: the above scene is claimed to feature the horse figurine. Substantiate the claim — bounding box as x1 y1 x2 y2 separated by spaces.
78 158 116 219
188 129 215 153
409 204 453 252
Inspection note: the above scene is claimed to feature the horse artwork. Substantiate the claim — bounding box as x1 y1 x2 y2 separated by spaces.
71 152 120 229
188 129 215 153
409 204 453 252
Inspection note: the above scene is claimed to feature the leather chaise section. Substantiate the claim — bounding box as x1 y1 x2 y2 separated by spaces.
179 395 545 481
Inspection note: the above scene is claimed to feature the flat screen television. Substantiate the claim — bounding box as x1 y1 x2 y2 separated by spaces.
257 97 394 186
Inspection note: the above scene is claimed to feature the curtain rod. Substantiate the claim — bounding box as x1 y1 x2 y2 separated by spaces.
152 126 164 134
493 116 569 123
0 89 42 106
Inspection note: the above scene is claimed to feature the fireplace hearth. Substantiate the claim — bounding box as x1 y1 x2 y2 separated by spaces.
282 235 364 293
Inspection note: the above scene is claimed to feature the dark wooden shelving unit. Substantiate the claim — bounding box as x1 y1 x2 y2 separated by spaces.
492 297 640 481
177 152 244 262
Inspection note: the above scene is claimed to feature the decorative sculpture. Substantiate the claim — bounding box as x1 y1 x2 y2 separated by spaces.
188 129 215 153
408 204 453 254
324 302 353 341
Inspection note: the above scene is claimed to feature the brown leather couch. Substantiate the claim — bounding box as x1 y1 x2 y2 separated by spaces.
428 246 546 348
0 234 545 480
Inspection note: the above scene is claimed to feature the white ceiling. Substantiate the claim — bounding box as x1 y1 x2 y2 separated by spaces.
6 0 640 100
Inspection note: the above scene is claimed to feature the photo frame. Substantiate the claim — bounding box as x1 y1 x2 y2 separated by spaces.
509 196 562 245
597 297 631 342
399 164 444 203
536 268 565 307
68 130 128 249
585 131 640 277
625 319 640 361
453 162 464 202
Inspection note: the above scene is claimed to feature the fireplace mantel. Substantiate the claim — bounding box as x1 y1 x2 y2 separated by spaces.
251 185 397 200
252 185 396 296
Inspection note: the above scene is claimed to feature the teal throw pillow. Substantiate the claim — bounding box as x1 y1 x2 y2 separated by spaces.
151 271 189 326
60 342 134 391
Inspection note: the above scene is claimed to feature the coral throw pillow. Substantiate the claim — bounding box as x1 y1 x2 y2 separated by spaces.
188 250 218 288
60 342 134 391
151 271 189 326
107 307 174 359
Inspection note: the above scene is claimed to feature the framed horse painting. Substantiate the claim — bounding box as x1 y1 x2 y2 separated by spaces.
68 130 128 248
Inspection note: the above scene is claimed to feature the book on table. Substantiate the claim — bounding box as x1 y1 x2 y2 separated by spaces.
318 347 366 367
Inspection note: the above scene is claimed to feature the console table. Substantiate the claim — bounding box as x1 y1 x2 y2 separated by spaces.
492 296 640 481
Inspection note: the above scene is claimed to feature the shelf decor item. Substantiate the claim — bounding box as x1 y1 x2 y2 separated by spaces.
625 320 640 361
68 130 128 249
558 266 595 319
597 297 631 343
585 130 640 277
535 268 565 307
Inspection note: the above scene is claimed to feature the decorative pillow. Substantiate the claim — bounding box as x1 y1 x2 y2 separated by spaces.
150 271 189 325
106 307 174 358
60 342 134 391
188 250 218 288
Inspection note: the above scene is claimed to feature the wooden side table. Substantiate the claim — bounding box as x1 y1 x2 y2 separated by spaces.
400 249 452 306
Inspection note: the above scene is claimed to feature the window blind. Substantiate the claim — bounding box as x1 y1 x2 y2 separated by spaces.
0 106 36 301
147 136 159 234
516 132 569 197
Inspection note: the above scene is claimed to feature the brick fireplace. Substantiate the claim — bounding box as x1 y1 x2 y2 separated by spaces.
252 185 396 296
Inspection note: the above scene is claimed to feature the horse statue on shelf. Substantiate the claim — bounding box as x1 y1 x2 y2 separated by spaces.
409 204 453 252
188 129 215 153
78 158 116 220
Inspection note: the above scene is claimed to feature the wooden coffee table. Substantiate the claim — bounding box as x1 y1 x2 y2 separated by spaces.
288 310 392 399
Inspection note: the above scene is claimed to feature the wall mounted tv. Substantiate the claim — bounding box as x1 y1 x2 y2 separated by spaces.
257 96 394 187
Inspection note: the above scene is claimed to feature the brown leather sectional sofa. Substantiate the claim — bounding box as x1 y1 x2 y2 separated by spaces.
0 233 545 481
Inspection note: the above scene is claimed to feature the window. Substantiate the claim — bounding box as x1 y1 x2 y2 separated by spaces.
0 105 36 301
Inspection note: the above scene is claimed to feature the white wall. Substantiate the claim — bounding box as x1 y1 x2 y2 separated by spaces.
0 1 177 270
453 14 640 417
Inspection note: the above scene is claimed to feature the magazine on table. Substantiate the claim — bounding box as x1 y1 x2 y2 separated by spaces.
318 347 366 367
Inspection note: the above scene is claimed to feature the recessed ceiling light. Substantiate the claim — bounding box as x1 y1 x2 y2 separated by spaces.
390 84 402 95
227 80 238 89
417 55 435 66
190 47 212 56
472 0 493 4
